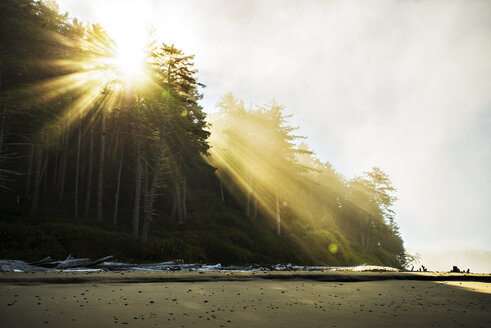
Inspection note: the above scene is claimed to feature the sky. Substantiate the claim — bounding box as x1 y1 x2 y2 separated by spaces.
55 0 491 272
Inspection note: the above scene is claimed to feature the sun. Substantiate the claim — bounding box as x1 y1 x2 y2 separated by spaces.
115 43 145 78
95 6 149 81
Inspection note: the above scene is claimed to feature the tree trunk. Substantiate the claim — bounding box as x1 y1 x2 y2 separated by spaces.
74 116 81 219
141 130 165 242
52 153 58 191
219 178 225 203
84 131 94 219
142 159 149 216
132 132 142 238
172 195 177 221
175 181 183 224
113 116 120 161
96 110 106 221
182 174 187 219
57 124 68 207
25 144 34 197
275 192 281 236
113 143 124 226
245 174 251 217
41 152 48 207
0 106 5 154
79 151 86 199
30 146 43 214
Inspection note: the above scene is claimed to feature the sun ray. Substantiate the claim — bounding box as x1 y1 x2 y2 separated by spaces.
17 12 160 140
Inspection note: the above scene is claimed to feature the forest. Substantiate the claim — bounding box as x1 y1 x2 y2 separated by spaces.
0 0 409 268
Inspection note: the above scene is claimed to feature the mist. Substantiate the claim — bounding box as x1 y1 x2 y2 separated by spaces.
415 250 491 274
57 0 491 264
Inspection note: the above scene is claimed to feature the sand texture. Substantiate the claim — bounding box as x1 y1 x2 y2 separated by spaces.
1 271 490 327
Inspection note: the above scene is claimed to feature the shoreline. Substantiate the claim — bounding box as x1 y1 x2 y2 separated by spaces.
2 271 491 285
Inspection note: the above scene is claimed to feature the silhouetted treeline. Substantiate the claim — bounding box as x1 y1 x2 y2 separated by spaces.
0 0 408 267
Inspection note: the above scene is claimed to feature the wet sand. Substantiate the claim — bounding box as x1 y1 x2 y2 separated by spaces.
1 271 490 327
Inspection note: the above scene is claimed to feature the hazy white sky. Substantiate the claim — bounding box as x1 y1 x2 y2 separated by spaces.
56 0 491 271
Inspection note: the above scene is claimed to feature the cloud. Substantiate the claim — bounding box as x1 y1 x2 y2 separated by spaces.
177 0 491 252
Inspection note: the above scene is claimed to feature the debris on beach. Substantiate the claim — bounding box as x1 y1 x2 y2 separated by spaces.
0 254 115 272
1 255 400 273
450 266 470 273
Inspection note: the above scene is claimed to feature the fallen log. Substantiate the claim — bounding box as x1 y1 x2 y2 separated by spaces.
89 255 114 267
0 260 49 272
28 256 52 266
94 262 137 270
56 254 92 269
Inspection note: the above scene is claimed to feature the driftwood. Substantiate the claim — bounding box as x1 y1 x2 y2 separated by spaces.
0 260 49 272
1 255 405 273
0 254 116 272
88 255 114 267
53 254 116 269
28 256 52 266
56 254 92 269
0 256 205 272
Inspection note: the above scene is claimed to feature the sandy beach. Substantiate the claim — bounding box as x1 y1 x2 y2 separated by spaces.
1 271 490 327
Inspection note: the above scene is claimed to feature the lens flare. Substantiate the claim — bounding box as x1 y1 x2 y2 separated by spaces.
328 243 338 254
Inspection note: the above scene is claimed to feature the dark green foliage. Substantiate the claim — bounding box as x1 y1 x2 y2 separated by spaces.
0 220 142 262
